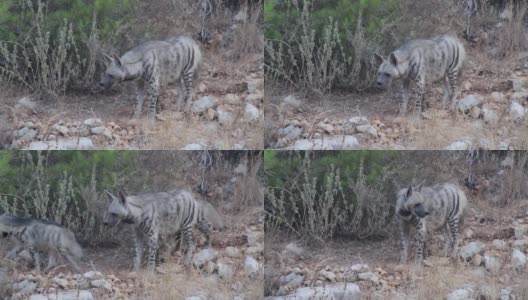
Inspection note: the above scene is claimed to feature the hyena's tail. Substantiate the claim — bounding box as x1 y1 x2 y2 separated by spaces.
201 201 224 231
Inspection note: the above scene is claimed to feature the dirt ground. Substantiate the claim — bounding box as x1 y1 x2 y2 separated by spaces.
264 194 528 300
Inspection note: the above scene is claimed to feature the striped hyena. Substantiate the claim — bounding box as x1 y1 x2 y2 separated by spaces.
375 34 465 116
396 182 467 266
100 36 202 119
0 213 83 272
103 189 222 271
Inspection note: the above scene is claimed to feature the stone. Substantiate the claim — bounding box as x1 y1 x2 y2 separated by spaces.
446 139 472 150
52 277 70 289
270 283 361 300
224 246 240 257
245 103 260 124
223 94 242 105
511 77 528 92
244 256 260 278
192 96 217 113
514 224 528 239
289 135 360 150
348 116 369 125
83 118 103 128
500 287 514 300
83 271 103 280
483 256 501 274
180 143 206 150
247 81 258 94
192 249 218 267
355 124 378 138
350 264 370 272
217 109 235 126
482 108 499 125
279 273 304 288
458 95 482 113
48 290 93 300
512 248 526 271
29 296 49 300
472 254 483 266
278 125 303 141
510 100 526 123
205 261 216 274
91 279 112 291
357 272 379 285
460 242 484 260
447 287 474 300
320 270 336 282
25 138 94 150
13 280 37 294
15 97 37 114
513 239 528 251
90 126 112 139
490 91 504 103
53 124 70 136
470 106 482 119
284 243 304 257
217 262 234 279
283 95 301 109
492 239 508 251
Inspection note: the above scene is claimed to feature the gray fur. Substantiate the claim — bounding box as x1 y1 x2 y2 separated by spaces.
0 213 83 272
100 35 202 119
103 189 221 271
396 182 467 266
375 34 465 116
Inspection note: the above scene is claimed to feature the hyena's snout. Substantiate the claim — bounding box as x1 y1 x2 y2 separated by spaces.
414 204 429 218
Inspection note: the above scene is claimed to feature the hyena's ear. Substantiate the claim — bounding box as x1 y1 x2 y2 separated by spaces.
415 181 425 192
404 185 414 200
118 190 127 204
374 52 384 64
389 52 399 66
113 54 122 68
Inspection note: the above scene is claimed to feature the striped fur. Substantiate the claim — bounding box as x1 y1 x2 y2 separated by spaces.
103 189 221 271
396 182 467 265
100 35 202 119
0 213 83 272
375 34 465 116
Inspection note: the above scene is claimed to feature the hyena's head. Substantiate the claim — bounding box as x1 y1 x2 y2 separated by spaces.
374 52 402 89
103 190 132 227
99 54 126 89
399 182 430 218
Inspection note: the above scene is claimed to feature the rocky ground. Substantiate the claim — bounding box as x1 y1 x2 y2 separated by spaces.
266 45 528 150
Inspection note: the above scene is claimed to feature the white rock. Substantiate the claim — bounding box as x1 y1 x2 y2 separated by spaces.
447 287 474 300
492 239 508 251
223 94 242 105
514 224 528 239
13 280 37 293
510 100 526 123
29 295 49 300
217 109 235 126
458 95 482 113
52 277 69 289
279 273 304 287
270 283 361 300
357 272 379 285
90 279 112 291
48 290 93 300
25 138 94 150
244 103 260 124
350 264 370 272
512 249 527 271
192 249 218 267
244 256 260 278
500 287 514 300
446 139 472 150
83 118 103 128
513 239 528 251
289 135 360 150
224 246 240 257
278 125 303 140
180 143 206 150
355 124 378 137
52 124 69 136
460 242 484 260
83 271 103 280
283 95 301 109
217 262 234 279
482 108 499 125
15 97 37 114
483 256 501 274
283 243 304 257
320 270 336 282
90 126 112 139
192 96 217 113
511 78 528 92
247 81 258 94
348 116 369 125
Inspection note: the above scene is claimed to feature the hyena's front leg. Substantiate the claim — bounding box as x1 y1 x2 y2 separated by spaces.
399 221 410 264
28 246 41 272
400 79 411 115
5 243 23 259
147 231 159 271
44 249 58 272
133 230 144 271
135 81 145 117
182 72 194 112
147 78 160 122
447 70 459 111
413 77 426 118
197 221 212 248
414 220 427 266
443 222 453 257
181 225 194 266
174 79 185 112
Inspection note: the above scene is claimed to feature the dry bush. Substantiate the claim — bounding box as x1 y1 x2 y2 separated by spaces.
229 2 264 60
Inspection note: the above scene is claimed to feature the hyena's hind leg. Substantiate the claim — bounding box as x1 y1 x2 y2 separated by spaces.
400 79 411 115
44 249 58 272
447 70 460 111
146 78 161 123
135 81 146 117
181 226 194 266
133 230 144 271
63 249 81 272
413 77 426 118
447 218 461 258
174 79 186 112
442 222 453 257
182 71 195 112
441 76 451 110
146 232 159 271
27 246 41 272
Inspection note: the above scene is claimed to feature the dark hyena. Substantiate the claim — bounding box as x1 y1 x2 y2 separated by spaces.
375 34 465 117
102 189 216 271
396 182 467 266
100 36 202 119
